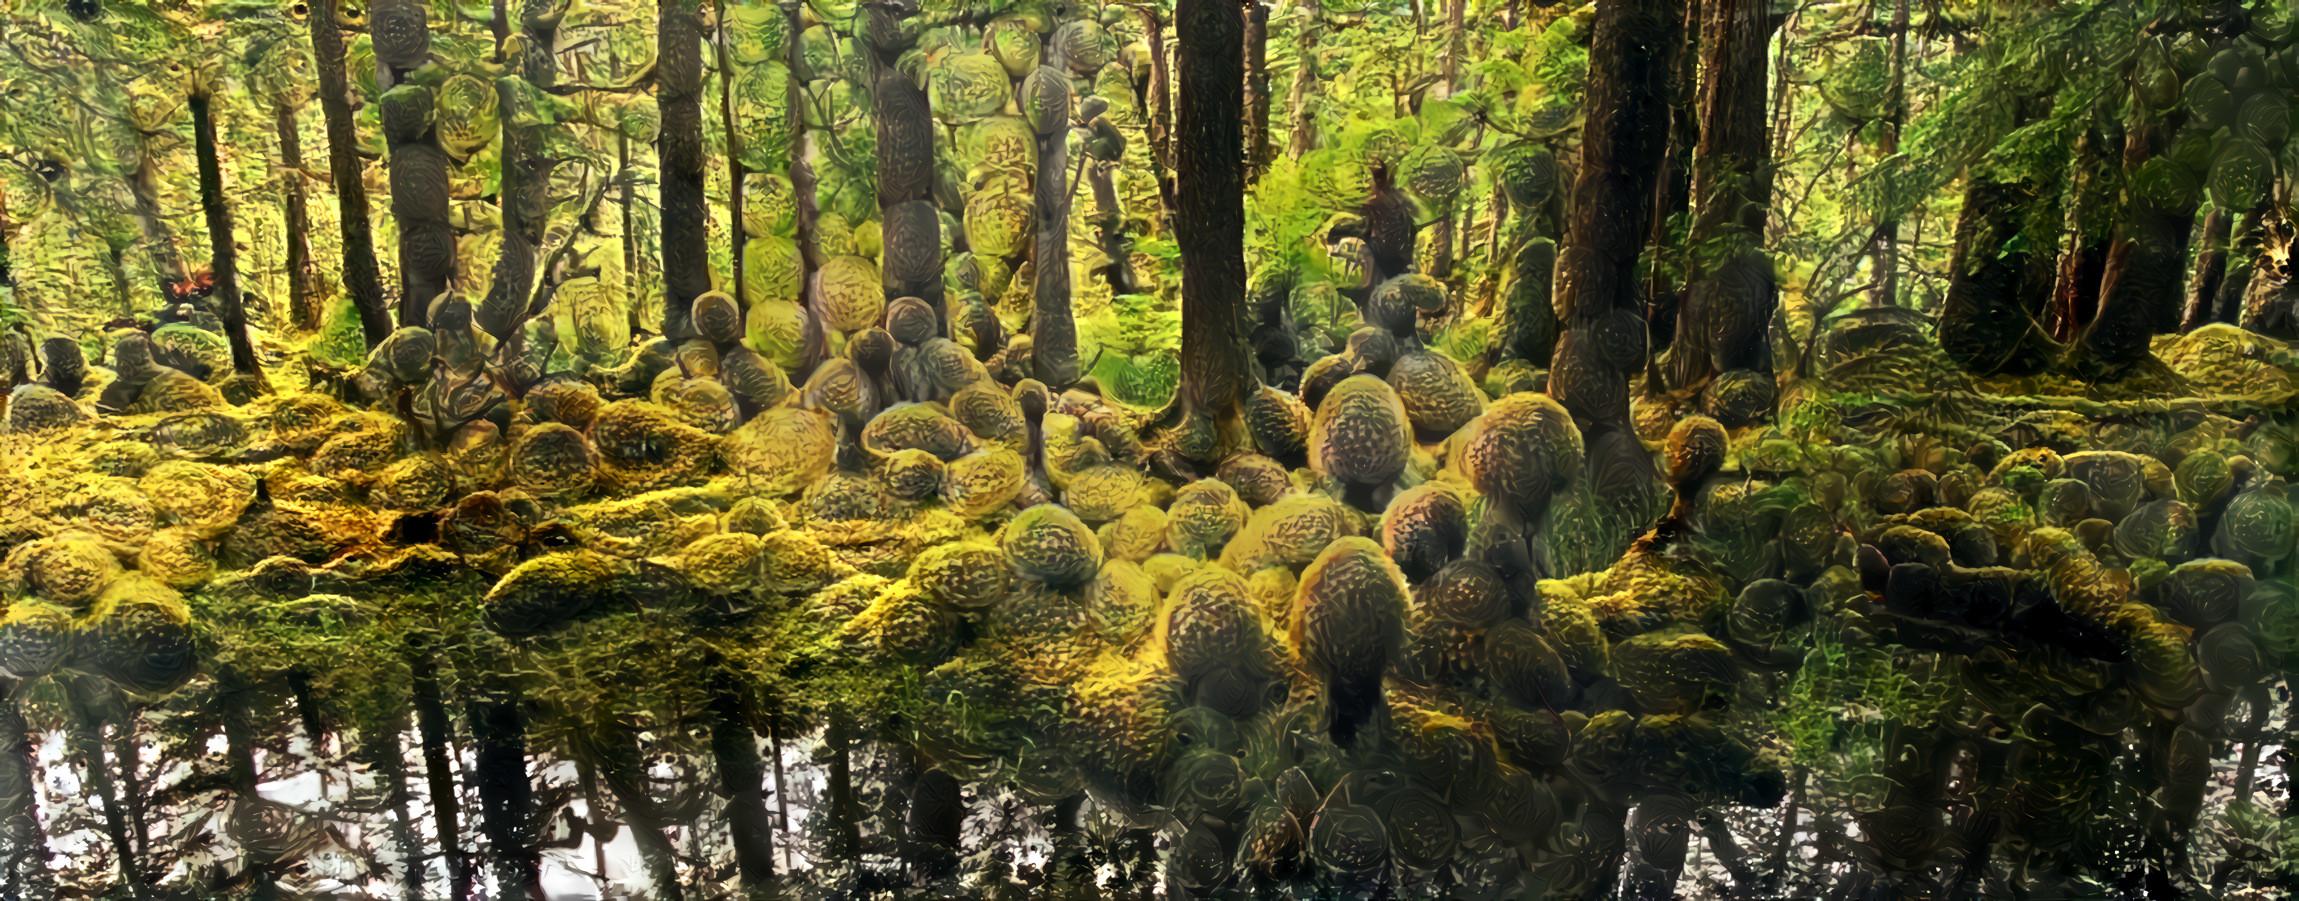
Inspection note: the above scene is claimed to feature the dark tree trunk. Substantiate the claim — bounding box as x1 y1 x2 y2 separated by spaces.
479 0 559 342
1865 0 1910 308
708 669 777 895
218 670 283 901
189 88 265 382
872 5 944 331
472 693 542 899
590 718 686 899
1243 3 1272 182
1139 8 1179 231
310 0 394 348
2181 207 2233 333
659 0 710 341
1029 51 1078 385
1547 0 1683 436
2050 117 2118 341
383 93 452 329
276 105 318 332
1671 0 1779 397
1642 0 1699 362
1175 0 1250 420
65 677 145 898
2215 207 2268 327
0 690 50 895
718 0 747 314
2080 84 2195 368
1938 176 2059 374
374 0 443 330
410 649 472 901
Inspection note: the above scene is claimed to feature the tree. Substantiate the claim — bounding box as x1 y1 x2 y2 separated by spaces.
310 0 393 347
1174 0 1248 429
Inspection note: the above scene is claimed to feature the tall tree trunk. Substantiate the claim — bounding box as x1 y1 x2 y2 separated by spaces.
1138 8 1178 231
218 670 283 901
1030 49 1078 385
276 104 318 332
310 0 394 348
1443 0 1466 88
2050 116 2118 341
1865 0 1910 308
1283 18 1317 161
479 0 560 342
1547 0 1683 435
872 4 945 332
189 86 265 383
708 667 777 895
1670 0 1779 402
409 648 472 901
65 677 145 898
659 0 710 341
374 0 445 330
719 0 747 315
472 692 542 899
0 689 51 895
1243 3 1272 182
2080 44 2196 370
1175 0 1250 422
382 88 452 329
1641 0 1699 373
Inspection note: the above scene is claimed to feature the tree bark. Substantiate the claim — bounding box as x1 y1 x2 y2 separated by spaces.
2050 117 2118 341
479 0 559 342
1243 3 1272 182
189 87 265 382
65 677 145 898
1865 0 1910 308
2080 63 2195 369
708 668 777 895
1283 18 1317 161
1138 8 1179 231
1175 0 1250 421
719 0 746 316
2180 207 2232 333
310 0 394 348
1670 0 1779 396
276 104 318 332
1547 0 1683 435
0 690 50 895
1938 176 2059 374
409 648 472 901
660 0 711 341
1030 48 1078 385
471 693 542 899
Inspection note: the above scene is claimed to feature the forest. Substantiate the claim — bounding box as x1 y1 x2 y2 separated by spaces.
1 0 2298 895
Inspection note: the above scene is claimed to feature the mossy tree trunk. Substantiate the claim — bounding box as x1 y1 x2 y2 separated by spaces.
479 0 560 343
275 104 318 332
374 0 448 328
310 0 394 348
2049 116 2119 341
1175 0 1250 424
1670 0 1780 398
188 84 265 383
1243 2 1272 183
1546 0 1682 438
659 0 710 342
2079 52 2196 370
